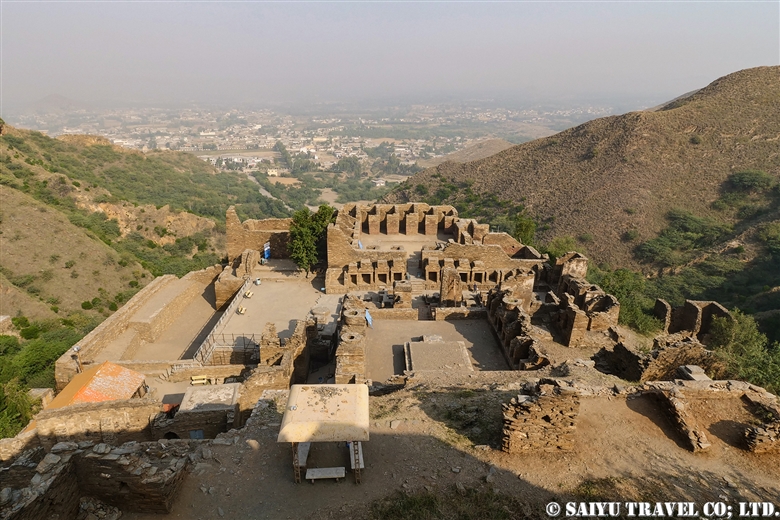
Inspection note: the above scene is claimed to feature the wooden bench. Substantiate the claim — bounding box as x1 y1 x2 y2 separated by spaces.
244 290 254 298
236 306 247 315
190 375 209 386
305 467 345 483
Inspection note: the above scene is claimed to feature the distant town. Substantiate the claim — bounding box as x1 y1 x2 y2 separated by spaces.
7 101 620 174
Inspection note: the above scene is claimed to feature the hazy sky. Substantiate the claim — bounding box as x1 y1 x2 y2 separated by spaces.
2 1 778 111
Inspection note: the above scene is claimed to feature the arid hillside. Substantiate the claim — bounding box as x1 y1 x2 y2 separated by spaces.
0 186 149 320
384 66 780 269
0 124 288 320
417 138 515 168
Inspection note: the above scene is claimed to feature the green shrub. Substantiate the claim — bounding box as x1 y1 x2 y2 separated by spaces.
542 236 578 263
727 170 773 193
81 301 93 310
622 230 639 241
588 267 661 335
19 325 41 340
108 302 118 312
11 317 29 329
709 312 780 394
635 209 731 266
689 135 702 145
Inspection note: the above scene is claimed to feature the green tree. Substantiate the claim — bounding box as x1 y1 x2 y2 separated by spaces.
287 205 335 276
513 211 537 246
332 157 363 178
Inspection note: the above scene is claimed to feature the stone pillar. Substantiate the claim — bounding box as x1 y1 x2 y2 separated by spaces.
405 213 419 235
424 214 438 236
386 213 400 235
368 214 381 235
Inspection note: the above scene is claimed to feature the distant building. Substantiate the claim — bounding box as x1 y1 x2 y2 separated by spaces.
372 179 386 187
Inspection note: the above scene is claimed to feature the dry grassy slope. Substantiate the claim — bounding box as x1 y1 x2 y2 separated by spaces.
384 66 780 269
417 138 516 168
0 185 150 319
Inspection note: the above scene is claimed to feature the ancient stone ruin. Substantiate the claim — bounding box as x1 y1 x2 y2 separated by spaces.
501 380 580 453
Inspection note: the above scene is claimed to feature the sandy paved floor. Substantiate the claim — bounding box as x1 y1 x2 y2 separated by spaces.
365 320 508 382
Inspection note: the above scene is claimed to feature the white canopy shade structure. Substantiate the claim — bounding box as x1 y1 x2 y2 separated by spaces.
277 384 370 484
277 384 370 443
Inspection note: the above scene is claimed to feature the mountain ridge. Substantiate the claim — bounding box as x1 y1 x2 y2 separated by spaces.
383 66 780 270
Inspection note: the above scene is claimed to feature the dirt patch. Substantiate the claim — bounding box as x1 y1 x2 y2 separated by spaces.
123 387 780 520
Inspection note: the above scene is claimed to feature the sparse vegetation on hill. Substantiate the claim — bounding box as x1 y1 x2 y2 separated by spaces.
384 66 780 270
385 66 780 348
1 128 289 222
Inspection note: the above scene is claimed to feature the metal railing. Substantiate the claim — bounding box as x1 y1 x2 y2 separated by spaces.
192 278 252 364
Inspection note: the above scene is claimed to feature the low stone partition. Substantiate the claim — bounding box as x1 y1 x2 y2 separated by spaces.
165 365 248 384
433 307 488 321
501 380 579 453
33 399 162 451
367 307 419 320
655 388 711 452
745 422 780 453
1 440 192 518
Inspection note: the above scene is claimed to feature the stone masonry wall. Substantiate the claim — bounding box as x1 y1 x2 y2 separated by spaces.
655 388 712 453
1 440 192 518
501 381 579 453
33 399 161 451
226 206 291 262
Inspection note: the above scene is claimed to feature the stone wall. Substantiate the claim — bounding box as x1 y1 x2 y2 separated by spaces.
226 206 291 262
367 307 420 320
0 431 40 464
745 422 780 453
1 440 192 518
75 441 190 513
54 266 221 389
595 335 716 382
33 399 162 451
432 307 488 321
501 381 579 453
655 388 711 452
655 299 733 341
1 450 80 520
236 320 311 422
54 275 175 390
421 244 542 292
